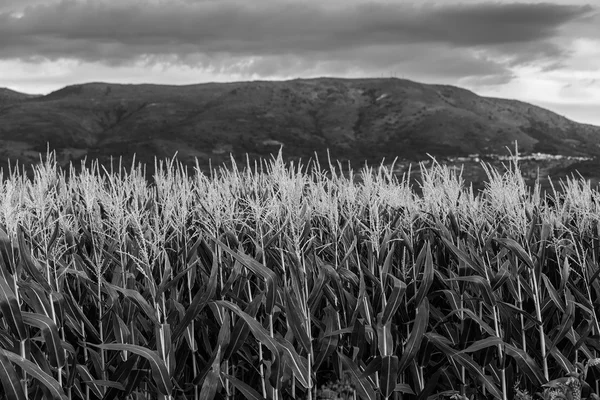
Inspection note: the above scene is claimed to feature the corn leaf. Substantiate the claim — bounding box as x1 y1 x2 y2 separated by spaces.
0 274 26 340
338 352 377 400
0 351 27 400
380 355 399 399
93 343 173 396
0 348 68 400
224 373 263 400
504 343 545 386
21 312 65 368
398 297 429 374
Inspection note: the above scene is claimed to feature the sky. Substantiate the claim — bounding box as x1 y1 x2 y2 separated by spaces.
1 0 600 125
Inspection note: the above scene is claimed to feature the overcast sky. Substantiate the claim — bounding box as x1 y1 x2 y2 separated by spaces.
1 0 599 125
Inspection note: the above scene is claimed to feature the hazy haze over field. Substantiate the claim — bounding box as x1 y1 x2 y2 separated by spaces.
0 0 599 125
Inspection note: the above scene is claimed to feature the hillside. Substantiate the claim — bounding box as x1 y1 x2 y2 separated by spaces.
0 88 41 106
1 77 599 185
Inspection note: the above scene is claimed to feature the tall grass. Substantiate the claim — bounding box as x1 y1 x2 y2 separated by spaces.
0 150 599 400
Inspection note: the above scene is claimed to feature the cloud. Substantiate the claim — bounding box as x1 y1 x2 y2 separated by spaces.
0 0 596 87
0 0 45 13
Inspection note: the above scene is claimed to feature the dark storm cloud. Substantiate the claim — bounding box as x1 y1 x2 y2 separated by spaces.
0 0 595 80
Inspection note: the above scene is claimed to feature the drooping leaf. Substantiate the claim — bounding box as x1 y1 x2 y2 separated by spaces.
494 238 534 270
459 336 503 354
215 300 279 359
106 283 159 325
504 343 545 386
93 343 172 396
338 352 377 400
223 293 264 361
0 348 68 400
224 373 263 400
17 226 52 292
21 312 65 368
0 350 27 400
75 363 104 399
278 337 310 389
214 237 277 313
452 352 503 399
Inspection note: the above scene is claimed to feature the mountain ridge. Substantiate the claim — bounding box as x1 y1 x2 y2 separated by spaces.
0 77 599 184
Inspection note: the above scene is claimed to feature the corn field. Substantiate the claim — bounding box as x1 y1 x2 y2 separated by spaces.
0 151 600 400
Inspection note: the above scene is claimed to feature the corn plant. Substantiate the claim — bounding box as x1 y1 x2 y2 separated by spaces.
0 150 599 400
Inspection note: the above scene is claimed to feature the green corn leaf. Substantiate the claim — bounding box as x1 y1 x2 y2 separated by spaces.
438 236 487 276
381 275 406 325
398 297 429 374
541 273 565 313
103 354 140 400
380 355 399 399
89 380 126 390
413 241 434 307
75 363 104 399
215 300 279 359
113 313 131 348
313 305 340 371
217 313 231 351
447 275 495 306
284 286 311 354
199 345 222 400
224 373 263 400
0 351 27 400
107 284 159 325
156 323 172 368
376 315 393 357
18 280 52 318
171 248 218 343
458 336 503 354
215 238 277 313
21 312 65 368
0 348 68 400
452 352 503 399
491 261 511 291
0 274 27 340
359 356 382 379
380 242 396 280
278 338 310 389
494 237 534 270
416 366 445 400
93 343 173 396
545 334 574 374
548 289 575 352
339 352 377 400
504 343 545 386
61 286 100 342
395 383 415 395
223 293 263 361
155 263 194 298
16 227 52 292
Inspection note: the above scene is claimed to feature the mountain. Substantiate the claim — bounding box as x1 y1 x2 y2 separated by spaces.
0 77 599 185
0 88 41 106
